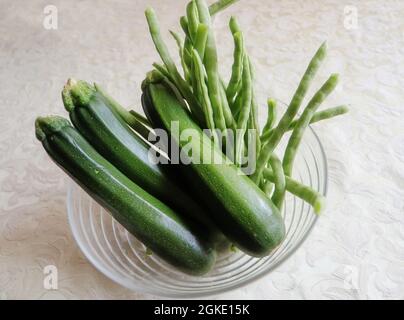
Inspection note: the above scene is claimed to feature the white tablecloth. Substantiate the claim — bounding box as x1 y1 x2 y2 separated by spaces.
0 0 403 299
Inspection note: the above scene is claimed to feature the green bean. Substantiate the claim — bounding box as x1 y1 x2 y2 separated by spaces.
235 58 252 165
283 73 339 176
209 0 239 16
179 16 193 71
261 98 277 141
192 49 219 145
229 16 241 34
186 1 199 42
231 88 243 116
194 23 209 59
146 8 204 123
268 154 285 210
251 42 327 183
263 181 274 197
195 0 211 25
263 168 325 214
261 105 348 141
288 105 349 130
226 31 244 103
152 62 171 80
141 69 165 91
219 79 237 131
249 58 261 156
169 30 190 80
195 0 227 132
145 8 182 79
180 16 190 35
169 30 183 55
183 40 193 78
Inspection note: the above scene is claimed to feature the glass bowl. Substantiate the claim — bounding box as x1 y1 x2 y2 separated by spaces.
66 126 327 298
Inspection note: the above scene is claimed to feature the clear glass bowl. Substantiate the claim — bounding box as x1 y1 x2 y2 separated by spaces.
66 126 327 298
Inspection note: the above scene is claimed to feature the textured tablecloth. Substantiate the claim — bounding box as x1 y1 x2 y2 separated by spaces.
0 0 403 300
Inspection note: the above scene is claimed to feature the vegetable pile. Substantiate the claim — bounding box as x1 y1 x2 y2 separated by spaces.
35 0 348 276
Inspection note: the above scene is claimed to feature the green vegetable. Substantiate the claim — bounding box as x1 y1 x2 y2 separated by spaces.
261 105 349 141
248 59 261 156
194 23 209 59
251 42 328 184
235 57 252 166
226 31 244 103
261 98 277 140
93 83 154 142
145 7 204 125
35 116 216 275
142 82 285 257
192 49 219 145
283 73 339 176
263 168 325 214
268 154 285 210
169 30 190 80
186 1 199 42
62 79 224 245
196 0 227 133
263 180 274 197
209 0 239 16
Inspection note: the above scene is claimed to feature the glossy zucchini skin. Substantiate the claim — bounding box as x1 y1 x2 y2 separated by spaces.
142 83 285 257
35 116 216 275
63 82 223 245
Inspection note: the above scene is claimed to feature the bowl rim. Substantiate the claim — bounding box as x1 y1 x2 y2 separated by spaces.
66 125 328 299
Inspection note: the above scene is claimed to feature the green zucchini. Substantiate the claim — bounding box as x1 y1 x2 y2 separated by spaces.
35 116 216 275
142 82 285 257
62 79 224 245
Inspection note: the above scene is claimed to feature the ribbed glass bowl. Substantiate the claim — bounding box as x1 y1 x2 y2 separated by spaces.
66 126 327 298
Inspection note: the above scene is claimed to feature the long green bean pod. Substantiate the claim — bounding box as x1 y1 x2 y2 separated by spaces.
186 1 199 42
226 31 244 102
229 16 241 34
180 16 190 35
192 49 219 145
283 73 339 176
263 181 274 197
235 58 252 165
261 105 348 141
268 154 285 210
209 0 239 15
288 105 349 130
231 88 243 116
152 63 171 80
263 168 325 214
249 58 261 156
194 23 209 59
169 30 189 79
145 8 204 123
251 42 327 183
180 17 193 73
261 98 277 140
195 0 226 132
219 81 237 131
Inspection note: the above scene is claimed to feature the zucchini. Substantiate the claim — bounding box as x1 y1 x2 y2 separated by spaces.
142 82 285 257
35 116 216 275
62 79 224 245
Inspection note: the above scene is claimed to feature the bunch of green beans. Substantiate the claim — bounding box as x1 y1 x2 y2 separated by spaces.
141 0 348 215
